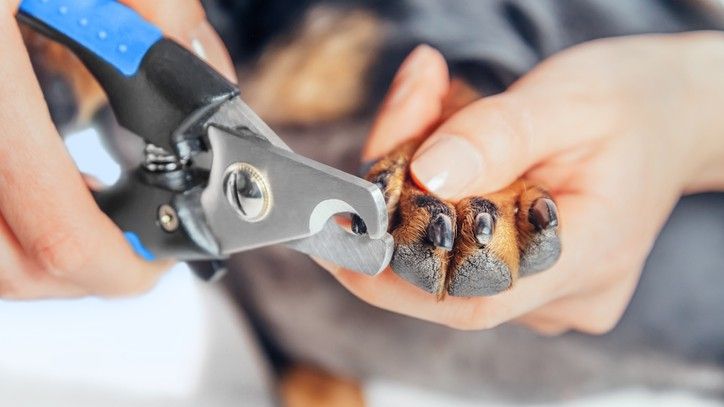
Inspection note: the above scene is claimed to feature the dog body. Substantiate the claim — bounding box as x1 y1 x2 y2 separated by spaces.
213 0 724 401
25 0 724 402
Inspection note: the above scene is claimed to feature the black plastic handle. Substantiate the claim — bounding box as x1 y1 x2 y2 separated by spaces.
17 1 239 261
92 169 220 261
17 1 238 152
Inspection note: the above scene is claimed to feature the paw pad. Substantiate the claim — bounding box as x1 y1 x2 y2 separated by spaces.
357 140 561 298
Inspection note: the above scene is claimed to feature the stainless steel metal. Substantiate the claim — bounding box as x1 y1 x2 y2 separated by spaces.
201 126 387 246
285 218 393 276
208 96 291 150
223 163 271 222
144 143 188 172
201 96 393 274
158 204 179 232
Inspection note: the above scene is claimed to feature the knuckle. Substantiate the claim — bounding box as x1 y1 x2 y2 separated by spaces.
537 326 570 337
127 272 160 295
448 320 485 331
573 278 634 335
550 267 579 298
444 318 474 331
104 276 155 298
574 305 623 334
2 1 18 15
0 277 18 299
579 317 619 335
95 263 161 298
496 97 533 157
29 229 93 278
447 301 500 331
461 97 530 167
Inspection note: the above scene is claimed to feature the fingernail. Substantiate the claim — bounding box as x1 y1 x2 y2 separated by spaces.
187 22 237 83
474 212 495 246
529 198 559 231
410 135 483 198
427 213 455 250
398 44 436 79
388 45 436 107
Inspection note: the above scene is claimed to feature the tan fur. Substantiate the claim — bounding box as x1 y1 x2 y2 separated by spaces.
242 6 384 126
21 8 559 400
365 138 420 216
279 365 364 407
22 2 556 300
451 193 521 288
514 181 553 255
395 181 456 298
365 132 556 298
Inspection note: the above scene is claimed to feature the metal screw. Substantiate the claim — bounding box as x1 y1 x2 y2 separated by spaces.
223 163 270 222
158 204 179 232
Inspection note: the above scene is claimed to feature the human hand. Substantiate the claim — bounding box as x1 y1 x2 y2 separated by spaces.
321 33 724 334
0 0 235 299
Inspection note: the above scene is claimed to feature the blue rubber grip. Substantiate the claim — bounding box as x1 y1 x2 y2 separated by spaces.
123 232 156 261
19 0 163 76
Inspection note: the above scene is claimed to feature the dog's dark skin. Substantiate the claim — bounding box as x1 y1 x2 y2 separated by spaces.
19 0 562 300
354 137 561 299
207 0 564 298
25 2 724 404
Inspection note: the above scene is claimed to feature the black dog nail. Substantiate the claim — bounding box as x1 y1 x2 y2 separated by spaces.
529 198 558 231
351 214 367 235
427 213 455 250
374 172 390 191
474 212 495 246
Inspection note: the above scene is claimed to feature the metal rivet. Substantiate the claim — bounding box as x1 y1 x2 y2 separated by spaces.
58 5 68 14
98 30 107 40
158 204 179 232
223 163 270 222
79 18 89 26
118 44 128 53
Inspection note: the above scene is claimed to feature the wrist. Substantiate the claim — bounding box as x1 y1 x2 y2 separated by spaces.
671 32 724 193
590 33 722 195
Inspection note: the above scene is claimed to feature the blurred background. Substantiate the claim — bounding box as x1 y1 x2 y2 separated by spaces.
0 130 719 407
3 81 722 407
7 0 724 405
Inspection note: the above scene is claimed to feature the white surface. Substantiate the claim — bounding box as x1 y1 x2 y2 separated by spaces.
0 129 272 406
366 380 722 407
2 129 715 406
0 265 273 406
0 130 204 397
64 127 122 185
0 266 205 398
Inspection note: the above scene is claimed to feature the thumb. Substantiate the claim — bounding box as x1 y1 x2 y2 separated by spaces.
120 0 236 82
409 77 601 198
362 44 449 161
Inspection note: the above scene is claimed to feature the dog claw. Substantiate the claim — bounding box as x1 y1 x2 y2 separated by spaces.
351 214 367 235
529 198 558 231
361 139 561 297
519 195 562 277
474 212 495 246
427 213 454 250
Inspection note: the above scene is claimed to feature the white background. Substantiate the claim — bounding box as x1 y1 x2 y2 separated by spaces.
0 130 717 406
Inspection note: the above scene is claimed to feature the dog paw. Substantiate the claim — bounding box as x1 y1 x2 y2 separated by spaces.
354 140 561 298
